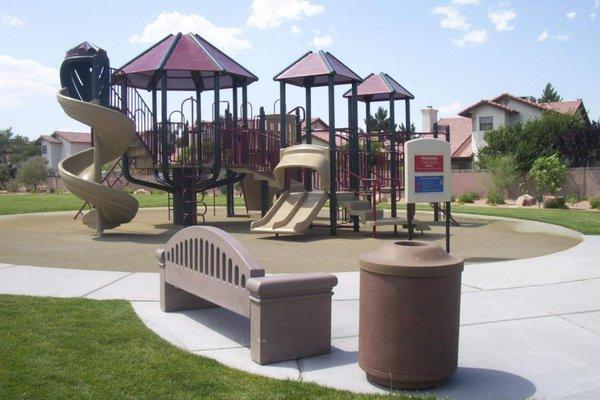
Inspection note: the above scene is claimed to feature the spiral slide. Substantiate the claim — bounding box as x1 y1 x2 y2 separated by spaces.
57 88 139 230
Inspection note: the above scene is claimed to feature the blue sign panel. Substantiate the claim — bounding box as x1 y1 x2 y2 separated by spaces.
415 175 444 193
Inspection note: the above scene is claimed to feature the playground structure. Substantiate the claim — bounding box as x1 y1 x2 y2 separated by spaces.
57 33 453 238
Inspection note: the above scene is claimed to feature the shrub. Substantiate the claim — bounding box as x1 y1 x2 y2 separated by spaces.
528 154 568 207
17 156 50 193
565 194 581 206
544 197 568 209
49 188 56 194
486 190 505 205
590 198 600 210
485 155 520 201
458 192 479 203
6 180 19 192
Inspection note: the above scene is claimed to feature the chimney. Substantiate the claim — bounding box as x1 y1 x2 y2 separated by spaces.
421 106 438 133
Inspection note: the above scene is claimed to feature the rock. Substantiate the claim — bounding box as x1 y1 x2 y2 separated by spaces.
17 186 28 193
133 188 151 195
35 185 47 193
516 194 536 207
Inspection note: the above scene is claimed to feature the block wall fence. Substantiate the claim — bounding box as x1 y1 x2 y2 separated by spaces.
45 167 600 199
451 167 600 198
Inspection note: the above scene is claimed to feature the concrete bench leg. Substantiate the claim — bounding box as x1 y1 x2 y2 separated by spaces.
160 268 216 312
247 274 337 365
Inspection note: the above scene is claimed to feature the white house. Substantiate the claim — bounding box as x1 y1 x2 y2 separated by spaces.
421 93 588 169
36 131 91 174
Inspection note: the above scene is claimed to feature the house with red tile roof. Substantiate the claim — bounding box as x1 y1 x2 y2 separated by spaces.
457 93 588 158
422 93 588 169
35 131 91 174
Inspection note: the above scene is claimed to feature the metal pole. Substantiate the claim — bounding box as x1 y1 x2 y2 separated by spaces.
305 85 312 191
93 130 103 237
365 100 372 203
259 107 269 216
232 81 238 125
328 74 337 236
389 97 397 233
195 88 202 164
432 122 440 222
446 124 451 253
350 82 359 232
405 99 414 239
279 81 287 146
242 84 248 128
214 74 221 167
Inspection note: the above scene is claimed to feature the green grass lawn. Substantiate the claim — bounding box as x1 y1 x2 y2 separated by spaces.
1 193 598 234
0 295 426 400
0 193 245 216
378 202 600 235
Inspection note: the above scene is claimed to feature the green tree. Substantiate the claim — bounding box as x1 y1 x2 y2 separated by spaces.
364 107 397 133
478 112 589 172
538 83 562 103
17 156 50 193
0 128 40 188
528 154 568 206
485 154 520 205
398 122 416 133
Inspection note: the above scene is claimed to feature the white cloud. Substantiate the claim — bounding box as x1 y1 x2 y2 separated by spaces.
566 11 577 19
1 14 23 26
433 6 470 30
130 12 252 55
451 0 480 5
488 9 517 31
310 34 332 48
554 33 573 42
0 55 58 108
591 12 597 19
453 29 488 47
537 29 572 42
438 101 462 117
288 24 302 37
247 0 324 30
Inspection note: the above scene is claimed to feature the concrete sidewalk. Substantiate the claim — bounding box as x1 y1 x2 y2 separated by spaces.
1 236 600 399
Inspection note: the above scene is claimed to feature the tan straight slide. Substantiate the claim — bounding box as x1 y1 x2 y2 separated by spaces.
250 190 328 234
56 88 139 230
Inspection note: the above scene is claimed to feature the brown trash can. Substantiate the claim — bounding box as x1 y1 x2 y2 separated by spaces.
358 241 464 389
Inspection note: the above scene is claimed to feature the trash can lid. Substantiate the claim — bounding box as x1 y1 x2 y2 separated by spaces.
359 241 464 277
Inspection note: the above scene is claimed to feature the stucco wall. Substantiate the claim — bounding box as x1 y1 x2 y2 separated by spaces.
451 167 600 198
470 104 507 155
503 99 543 125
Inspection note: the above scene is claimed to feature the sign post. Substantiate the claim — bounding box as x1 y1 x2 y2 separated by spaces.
404 138 452 252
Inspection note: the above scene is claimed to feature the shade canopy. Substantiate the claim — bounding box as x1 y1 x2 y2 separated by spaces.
274 50 362 87
343 73 414 102
115 33 258 91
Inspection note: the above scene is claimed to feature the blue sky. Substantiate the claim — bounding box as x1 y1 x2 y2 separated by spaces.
1 0 599 139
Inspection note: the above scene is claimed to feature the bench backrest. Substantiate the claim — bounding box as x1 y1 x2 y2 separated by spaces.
163 226 265 317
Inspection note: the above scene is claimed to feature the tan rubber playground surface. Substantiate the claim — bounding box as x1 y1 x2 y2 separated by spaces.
0 207 581 273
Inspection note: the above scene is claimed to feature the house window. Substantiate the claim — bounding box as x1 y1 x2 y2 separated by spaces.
479 116 493 131
41 145 47 155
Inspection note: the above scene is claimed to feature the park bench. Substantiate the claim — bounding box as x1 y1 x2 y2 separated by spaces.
156 226 338 364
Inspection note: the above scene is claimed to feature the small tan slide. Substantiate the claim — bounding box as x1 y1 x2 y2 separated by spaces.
56 88 139 230
251 144 329 234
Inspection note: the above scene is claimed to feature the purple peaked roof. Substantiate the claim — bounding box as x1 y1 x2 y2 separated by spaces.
274 50 362 87
343 73 414 102
116 33 258 91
